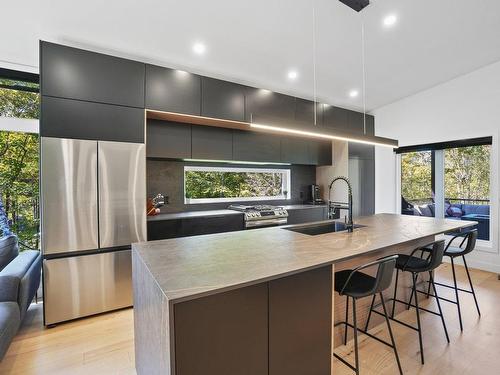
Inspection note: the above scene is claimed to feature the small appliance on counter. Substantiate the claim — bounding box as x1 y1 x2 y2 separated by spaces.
308 184 325 205
147 193 167 216
228 204 288 228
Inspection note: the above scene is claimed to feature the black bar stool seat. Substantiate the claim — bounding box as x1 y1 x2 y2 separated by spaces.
335 270 378 298
394 254 429 272
333 255 403 375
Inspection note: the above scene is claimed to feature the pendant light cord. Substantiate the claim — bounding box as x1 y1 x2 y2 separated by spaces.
312 1 318 126
361 19 367 134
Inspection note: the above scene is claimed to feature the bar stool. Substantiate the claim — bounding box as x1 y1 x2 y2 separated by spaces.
333 255 403 375
365 240 449 365
423 229 480 331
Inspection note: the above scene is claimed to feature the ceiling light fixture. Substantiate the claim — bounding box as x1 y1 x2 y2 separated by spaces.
383 14 397 27
250 123 398 148
192 42 206 55
287 70 298 81
349 89 359 98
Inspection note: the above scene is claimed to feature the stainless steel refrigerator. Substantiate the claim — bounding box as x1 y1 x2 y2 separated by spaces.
41 137 146 325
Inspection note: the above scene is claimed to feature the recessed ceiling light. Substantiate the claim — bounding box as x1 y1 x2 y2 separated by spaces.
383 14 397 27
287 70 298 81
192 42 206 55
349 90 359 98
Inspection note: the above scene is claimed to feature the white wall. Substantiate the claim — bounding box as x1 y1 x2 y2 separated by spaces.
373 60 500 273
0 117 39 134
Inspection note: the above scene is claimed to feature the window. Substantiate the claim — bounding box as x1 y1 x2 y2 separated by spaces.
184 166 291 204
401 151 434 216
0 69 40 249
399 138 492 243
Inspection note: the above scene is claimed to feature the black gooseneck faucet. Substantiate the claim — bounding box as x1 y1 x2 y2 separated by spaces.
328 176 354 232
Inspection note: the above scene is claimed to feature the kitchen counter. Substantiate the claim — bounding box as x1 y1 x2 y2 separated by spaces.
146 204 327 222
132 214 475 375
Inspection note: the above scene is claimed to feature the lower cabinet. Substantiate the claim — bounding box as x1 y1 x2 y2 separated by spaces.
174 284 269 375
287 207 328 225
173 266 332 375
147 215 245 240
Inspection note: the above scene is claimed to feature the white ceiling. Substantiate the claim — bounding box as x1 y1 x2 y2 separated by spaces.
2 0 500 111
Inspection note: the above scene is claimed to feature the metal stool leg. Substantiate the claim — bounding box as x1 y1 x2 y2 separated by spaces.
463 255 481 316
344 295 349 345
364 294 376 331
380 293 403 375
450 256 463 331
412 273 425 365
429 271 450 343
392 269 399 318
352 297 360 375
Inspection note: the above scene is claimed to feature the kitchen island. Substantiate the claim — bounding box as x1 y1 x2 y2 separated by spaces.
132 214 475 375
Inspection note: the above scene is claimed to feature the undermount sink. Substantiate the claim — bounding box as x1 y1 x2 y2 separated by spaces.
284 221 365 236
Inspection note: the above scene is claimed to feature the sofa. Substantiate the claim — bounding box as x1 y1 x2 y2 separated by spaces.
0 234 41 360
411 202 490 218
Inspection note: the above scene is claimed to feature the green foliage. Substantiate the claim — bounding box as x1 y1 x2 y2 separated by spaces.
185 170 285 199
401 151 432 203
0 81 39 119
444 145 490 201
401 146 490 205
0 83 40 248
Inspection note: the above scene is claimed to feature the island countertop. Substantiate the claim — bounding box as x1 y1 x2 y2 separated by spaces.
132 213 475 304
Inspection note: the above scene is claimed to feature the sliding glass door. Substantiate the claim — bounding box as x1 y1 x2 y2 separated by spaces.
399 138 492 243
444 145 491 240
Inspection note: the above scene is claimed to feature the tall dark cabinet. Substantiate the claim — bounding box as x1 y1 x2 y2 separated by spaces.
41 41 145 108
145 65 201 115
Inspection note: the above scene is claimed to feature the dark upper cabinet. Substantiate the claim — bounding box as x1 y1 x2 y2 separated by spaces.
245 88 295 125
322 104 350 132
201 78 245 122
295 98 322 126
233 130 281 163
145 65 201 115
192 126 233 160
280 136 310 164
365 114 375 135
347 111 375 135
41 96 144 142
147 120 191 159
308 140 332 166
40 41 145 108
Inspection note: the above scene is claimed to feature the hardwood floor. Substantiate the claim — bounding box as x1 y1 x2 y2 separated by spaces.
0 263 497 374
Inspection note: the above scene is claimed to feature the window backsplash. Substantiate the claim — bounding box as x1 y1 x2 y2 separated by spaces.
147 159 316 213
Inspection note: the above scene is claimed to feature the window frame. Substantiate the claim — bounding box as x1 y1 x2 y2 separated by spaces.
183 165 291 204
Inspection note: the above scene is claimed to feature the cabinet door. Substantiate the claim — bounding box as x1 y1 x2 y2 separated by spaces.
308 140 332 166
181 215 244 237
145 65 201 115
245 88 295 125
286 207 327 224
175 284 269 375
269 267 332 375
41 96 145 142
192 126 233 160
41 41 145 108
280 136 310 164
365 114 375 135
295 98 322 126
322 104 350 132
146 120 191 159
201 78 245 121
233 130 281 163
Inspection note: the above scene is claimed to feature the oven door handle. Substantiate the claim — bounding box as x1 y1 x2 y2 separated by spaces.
245 218 288 228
